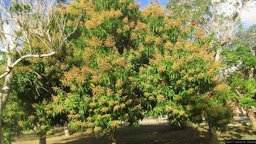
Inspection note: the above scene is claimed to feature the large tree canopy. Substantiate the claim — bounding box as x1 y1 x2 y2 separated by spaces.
2 0 246 144
40 1 234 142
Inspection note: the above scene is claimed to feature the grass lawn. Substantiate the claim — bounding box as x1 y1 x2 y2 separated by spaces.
13 123 256 144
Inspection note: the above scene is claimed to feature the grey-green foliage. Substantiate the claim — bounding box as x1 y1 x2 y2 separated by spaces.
223 25 256 109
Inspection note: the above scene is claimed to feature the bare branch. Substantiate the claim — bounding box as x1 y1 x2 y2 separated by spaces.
0 51 56 79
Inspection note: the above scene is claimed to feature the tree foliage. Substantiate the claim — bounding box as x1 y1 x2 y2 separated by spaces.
223 26 256 109
43 1 234 138
2 0 238 143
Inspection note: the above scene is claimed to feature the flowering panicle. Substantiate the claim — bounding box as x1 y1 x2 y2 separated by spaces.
135 22 147 31
89 37 102 47
104 37 116 48
127 2 140 10
85 9 122 29
141 4 164 17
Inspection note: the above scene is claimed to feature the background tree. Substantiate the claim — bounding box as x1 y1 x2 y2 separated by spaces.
223 25 256 129
2 95 24 143
167 0 254 60
11 43 73 144
0 0 79 143
168 0 256 131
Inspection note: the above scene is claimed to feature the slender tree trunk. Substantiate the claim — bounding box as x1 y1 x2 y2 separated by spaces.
215 48 222 61
0 54 13 144
208 125 217 144
109 130 117 144
39 134 47 144
0 112 3 144
64 123 70 137
248 49 255 129
248 110 256 129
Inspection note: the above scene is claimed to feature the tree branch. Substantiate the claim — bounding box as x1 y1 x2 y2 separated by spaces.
0 51 56 79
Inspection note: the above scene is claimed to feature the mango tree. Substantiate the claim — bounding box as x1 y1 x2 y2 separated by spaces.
50 1 233 144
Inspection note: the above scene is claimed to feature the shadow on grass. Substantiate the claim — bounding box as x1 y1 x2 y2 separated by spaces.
218 125 256 142
53 124 210 144
14 124 256 144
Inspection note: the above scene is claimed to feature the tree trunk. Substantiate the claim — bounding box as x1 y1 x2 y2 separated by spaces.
208 126 217 144
248 49 255 129
215 48 221 61
248 110 256 130
64 123 70 137
109 131 117 144
0 54 13 144
0 120 4 144
39 134 47 144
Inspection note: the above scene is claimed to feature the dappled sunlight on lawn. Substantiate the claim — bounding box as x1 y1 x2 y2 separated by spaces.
14 122 256 144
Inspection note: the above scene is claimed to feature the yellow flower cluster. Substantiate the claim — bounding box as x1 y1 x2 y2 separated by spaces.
165 106 172 112
138 45 145 53
119 0 127 4
55 105 65 114
135 22 147 31
64 1 95 16
214 83 230 92
101 107 109 113
156 94 165 103
127 2 140 10
106 88 113 96
141 4 164 17
126 99 132 105
92 86 104 98
89 102 97 108
28 115 35 121
123 25 130 31
130 32 138 40
154 37 163 45
112 57 126 67
186 105 193 111
162 34 168 40
173 109 179 114
85 9 122 29
111 120 120 127
99 98 107 105
68 114 80 119
164 41 174 50
176 80 182 85
116 28 122 34
172 60 183 70
197 73 205 79
113 105 120 111
120 103 126 109
188 88 194 94
122 17 129 24
89 37 102 47
94 126 102 133
62 67 85 86
176 95 182 100
194 29 205 38
158 65 166 73
91 74 101 84
104 37 116 48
